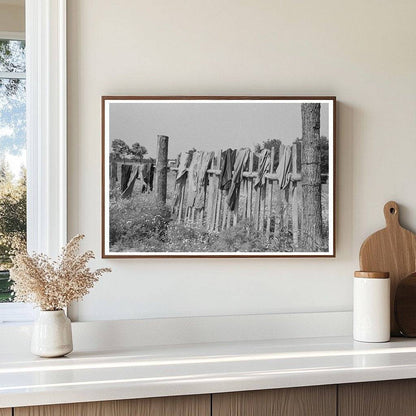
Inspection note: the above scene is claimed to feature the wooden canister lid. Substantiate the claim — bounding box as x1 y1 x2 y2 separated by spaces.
354 271 390 279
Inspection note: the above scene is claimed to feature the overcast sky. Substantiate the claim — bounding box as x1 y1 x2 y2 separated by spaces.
109 101 329 159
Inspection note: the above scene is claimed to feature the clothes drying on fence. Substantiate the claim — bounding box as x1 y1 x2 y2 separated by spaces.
110 161 118 183
141 162 155 193
226 148 250 211
173 152 192 209
219 148 236 191
186 151 203 207
120 164 133 194
176 152 192 182
194 151 214 209
121 164 140 199
254 149 271 190
275 145 292 189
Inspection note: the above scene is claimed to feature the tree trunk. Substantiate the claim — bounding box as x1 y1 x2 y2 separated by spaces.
155 135 169 205
301 103 323 252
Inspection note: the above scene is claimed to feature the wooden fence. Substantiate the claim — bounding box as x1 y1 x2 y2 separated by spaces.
170 141 323 249
110 138 327 250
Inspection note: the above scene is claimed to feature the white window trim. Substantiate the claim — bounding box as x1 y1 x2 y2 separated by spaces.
0 0 67 323
0 32 26 79
26 0 67 257
0 72 25 79
0 31 25 41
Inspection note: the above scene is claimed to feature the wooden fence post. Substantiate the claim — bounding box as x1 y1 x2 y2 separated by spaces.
211 150 221 231
214 152 223 231
266 147 275 238
274 143 285 236
291 141 302 250
155 135 169 205
280 145 291 234
247 151 254 222
300 104 323 251
206 153 218 231
178 185 185 223
254 153 261 231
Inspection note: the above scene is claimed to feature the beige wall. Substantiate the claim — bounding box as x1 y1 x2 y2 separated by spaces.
67 0 416 321
0 4 24 33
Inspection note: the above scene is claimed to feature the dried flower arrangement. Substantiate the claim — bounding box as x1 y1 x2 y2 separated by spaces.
10 234 111 311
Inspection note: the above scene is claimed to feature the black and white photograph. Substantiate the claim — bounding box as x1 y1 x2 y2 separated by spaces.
102 97 335 257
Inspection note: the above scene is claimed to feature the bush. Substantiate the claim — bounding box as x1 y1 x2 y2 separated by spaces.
164 224 211 252
210 220 294 252
108 183 329 253
109 192 299 253
109 192 171 251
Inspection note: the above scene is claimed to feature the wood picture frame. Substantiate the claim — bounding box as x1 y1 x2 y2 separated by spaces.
102 96 336 258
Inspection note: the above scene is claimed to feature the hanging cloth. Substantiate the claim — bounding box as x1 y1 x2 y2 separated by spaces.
176 152 192 182
194 151 214 209
120 164 132 193
149 163 155 192
173 152 192 209
141 162 153 193
110 161 118 183
121 164 140 198
254 149 270 190
275 145 292 189
186 151 203 207
226 148 250 211
219 148 236 191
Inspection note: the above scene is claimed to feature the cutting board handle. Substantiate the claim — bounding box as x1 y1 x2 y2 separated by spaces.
384 201 400 228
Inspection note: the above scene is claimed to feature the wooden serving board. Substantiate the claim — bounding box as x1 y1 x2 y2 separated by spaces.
359 201 416 336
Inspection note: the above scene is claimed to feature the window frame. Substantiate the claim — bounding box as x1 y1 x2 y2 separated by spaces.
0 31 28 321
0 0 67 323
0 31 25 78
0 31 24 41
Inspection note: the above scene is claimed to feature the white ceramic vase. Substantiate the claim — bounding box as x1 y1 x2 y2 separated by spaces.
31 310 73 358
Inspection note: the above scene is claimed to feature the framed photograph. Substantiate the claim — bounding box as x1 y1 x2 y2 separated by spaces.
102 96 336 258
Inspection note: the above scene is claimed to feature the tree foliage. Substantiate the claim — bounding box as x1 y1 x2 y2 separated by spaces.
0 40 26 156
0 39 25 73
130 142 147 160
111 139 148 161
254 139 282 153
111 139 130 156
0 160 26 269
0 39 27 301
254 137 329 177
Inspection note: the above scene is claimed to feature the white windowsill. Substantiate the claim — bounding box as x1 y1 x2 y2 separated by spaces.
0 31 25 40
0 303 35 324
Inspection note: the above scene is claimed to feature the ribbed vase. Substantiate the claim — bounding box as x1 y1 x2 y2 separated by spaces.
31 310 73 357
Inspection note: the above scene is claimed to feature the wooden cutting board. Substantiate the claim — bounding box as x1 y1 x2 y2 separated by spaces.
359 201 416 336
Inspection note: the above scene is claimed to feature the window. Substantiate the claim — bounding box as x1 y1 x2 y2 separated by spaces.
0 34 26 306
0 1 67 324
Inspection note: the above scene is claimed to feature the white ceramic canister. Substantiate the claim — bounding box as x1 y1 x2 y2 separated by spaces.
31 310 73 358
353 271 390 343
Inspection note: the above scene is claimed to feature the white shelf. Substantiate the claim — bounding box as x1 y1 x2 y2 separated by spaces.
2 335 416 408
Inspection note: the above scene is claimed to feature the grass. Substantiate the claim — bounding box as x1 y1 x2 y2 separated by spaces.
109 172 329 253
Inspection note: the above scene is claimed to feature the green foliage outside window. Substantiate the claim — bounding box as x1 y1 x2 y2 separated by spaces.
0 39 27 302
